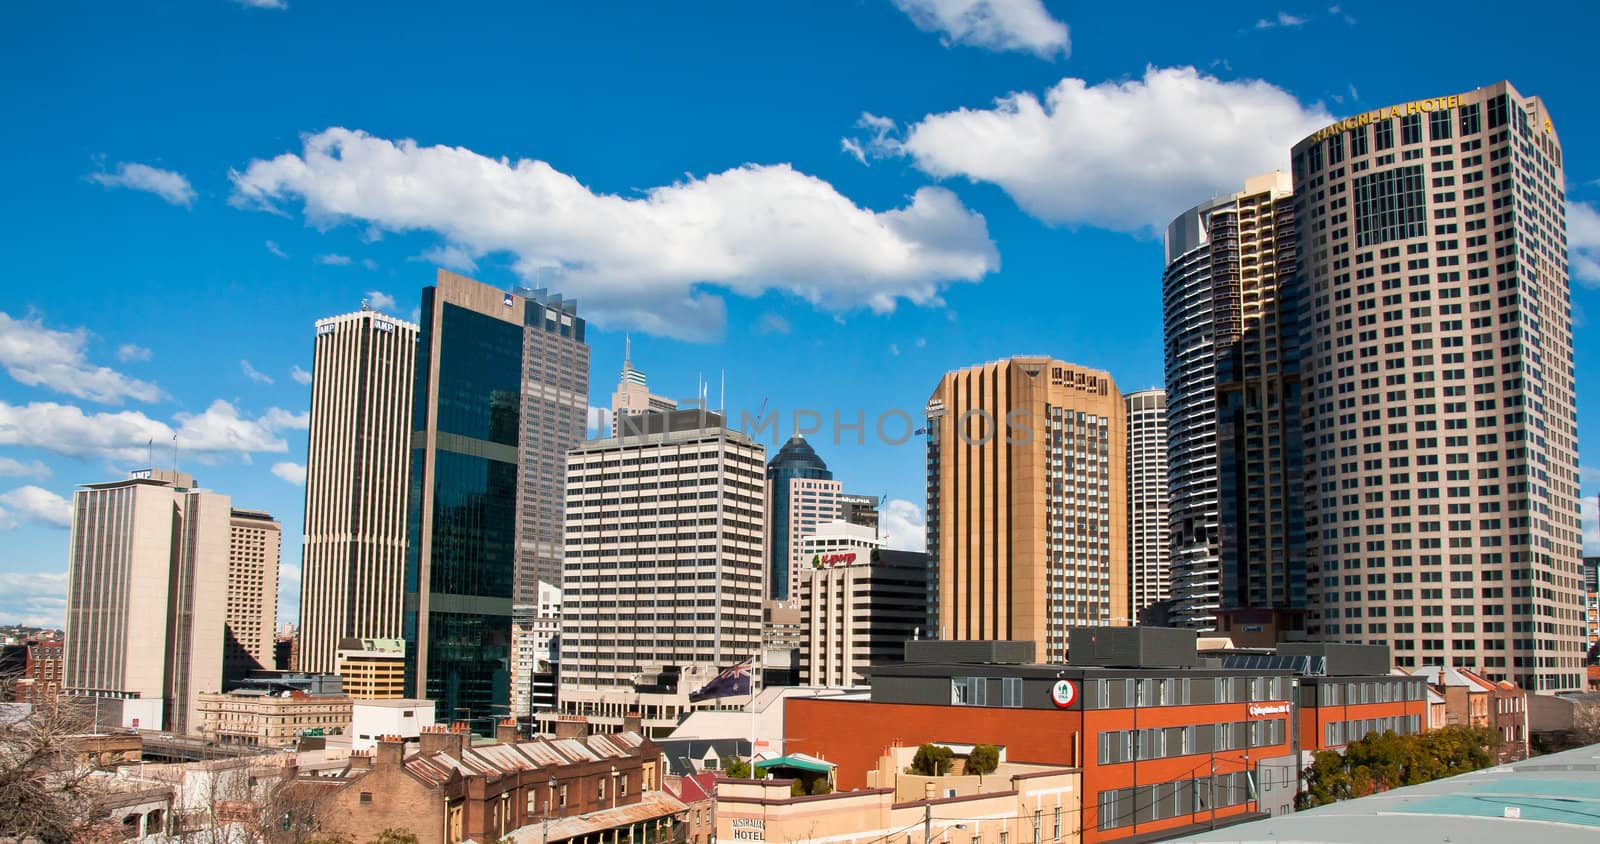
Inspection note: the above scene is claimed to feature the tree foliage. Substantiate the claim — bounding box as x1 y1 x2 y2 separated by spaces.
1299 726 1495 808
719 756 751 778
0 689 109 843
366 830 420 844
908 744 954 776
966 744 1000 776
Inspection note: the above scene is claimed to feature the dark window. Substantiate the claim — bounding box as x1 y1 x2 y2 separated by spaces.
1349 125 1369 157
1487 95 1508 129
1401 114 1422 145
1429 110 1452 141
1353 165 1428 247
1308 142 1324 172
1328 133 1345 164
1376 119 1394 150
1460 103 1481 136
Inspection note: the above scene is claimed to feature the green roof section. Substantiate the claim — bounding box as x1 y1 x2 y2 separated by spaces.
754 754 836 774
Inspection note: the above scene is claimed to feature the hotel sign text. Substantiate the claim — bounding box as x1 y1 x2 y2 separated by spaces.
1308 94 1464 143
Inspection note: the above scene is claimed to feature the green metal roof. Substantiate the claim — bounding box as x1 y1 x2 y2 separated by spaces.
753 755 835 774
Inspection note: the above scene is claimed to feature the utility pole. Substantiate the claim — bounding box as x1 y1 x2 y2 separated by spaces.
923 802 932 844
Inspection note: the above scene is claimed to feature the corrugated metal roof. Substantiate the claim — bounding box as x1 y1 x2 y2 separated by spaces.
504 792 688 843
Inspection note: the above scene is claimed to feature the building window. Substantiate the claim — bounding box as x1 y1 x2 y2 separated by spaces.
599 778 606 800
559 784 568 807
1053 807 1062 840
951 677 986 706
359 792 372 804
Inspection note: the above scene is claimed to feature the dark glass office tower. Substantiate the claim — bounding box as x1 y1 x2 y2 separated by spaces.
765 437 835 600
404 269 587 731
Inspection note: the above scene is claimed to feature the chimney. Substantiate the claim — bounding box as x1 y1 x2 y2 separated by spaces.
419 724 466 760
376 736 404 769
349 749 373 770
623 711 642 735
496 718 520 745
553 717 590 739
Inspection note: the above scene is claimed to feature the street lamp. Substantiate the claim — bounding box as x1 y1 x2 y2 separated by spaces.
543 776 557 844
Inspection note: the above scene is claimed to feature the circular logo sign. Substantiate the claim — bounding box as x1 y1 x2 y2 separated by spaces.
1050 679 1078 709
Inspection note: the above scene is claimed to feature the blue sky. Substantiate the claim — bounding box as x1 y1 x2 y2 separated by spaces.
3 1 1599 627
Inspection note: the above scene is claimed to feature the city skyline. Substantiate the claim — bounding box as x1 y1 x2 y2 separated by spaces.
6 4 1600 629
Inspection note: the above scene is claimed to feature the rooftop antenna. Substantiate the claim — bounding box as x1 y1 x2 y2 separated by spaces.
171 433 179 474
719 369 726 416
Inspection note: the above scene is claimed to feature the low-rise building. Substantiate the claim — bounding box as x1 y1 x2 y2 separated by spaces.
196 689 352 748
335 638 406 699
714 752 1081 844
785 631 1302 843
299 724 683 844
350 699 436 751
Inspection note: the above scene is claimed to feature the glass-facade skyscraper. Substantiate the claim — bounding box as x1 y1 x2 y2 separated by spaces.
765 436 837 600
404 269 587 730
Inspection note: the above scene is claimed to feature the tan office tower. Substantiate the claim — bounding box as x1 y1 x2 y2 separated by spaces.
65 470 228 735
1125 389 1170 619
297 306 417 675
1293 81 1583 691
223 509 281 684
609 337 676 435
924 358 1129 662
556 410 765 736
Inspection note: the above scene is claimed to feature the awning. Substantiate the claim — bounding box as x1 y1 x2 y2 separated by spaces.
753 754 835 774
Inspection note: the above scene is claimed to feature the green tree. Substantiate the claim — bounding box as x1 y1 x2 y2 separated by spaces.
719 756 751 778
790 779 808 797
967 744 1000 776
365 831 420 844
1300 725 1496 809
808 778 833 795
303 837 353 844
909 744 954 776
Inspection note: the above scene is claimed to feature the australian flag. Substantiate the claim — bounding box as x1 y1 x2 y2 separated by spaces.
689 657 753 702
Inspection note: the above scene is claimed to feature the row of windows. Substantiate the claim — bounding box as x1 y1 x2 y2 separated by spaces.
1098 772 1254 831
1096 718 1285 764
1323 715 1422 747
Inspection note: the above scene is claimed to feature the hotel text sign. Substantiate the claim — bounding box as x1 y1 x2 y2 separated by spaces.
731 819 765 842
1309 94 1464 143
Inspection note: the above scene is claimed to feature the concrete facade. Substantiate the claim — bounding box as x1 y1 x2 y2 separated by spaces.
1293 82 1584 692
224 509 280 686
797 521 928 687
335 637 406 699
1125 389 1170 618
926 358 1129 661
196 690 352 748
557 410 765 736
298 306 418 675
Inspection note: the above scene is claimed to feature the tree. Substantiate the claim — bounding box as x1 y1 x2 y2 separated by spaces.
1570 700 1600 747
366 830 420 844
908 744 953 776
719 756 751 778
807 778 832 796
1299 725 1496 808
0 687 110 842
790 779 807 797
966 745 1000 777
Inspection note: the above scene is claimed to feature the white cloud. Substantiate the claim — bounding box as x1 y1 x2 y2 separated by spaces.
0 571 68 628
889 343 901 356
317 253 352 266
0 312 162 404
0 485 72 529
232 0 287 8
1583 493 1598 556
881 498 926 552
842 113 900 165
271 461 307 485
1568 201 1600 287
419 244 478 274
366 290 398 312
115 343 152 362
290 365 312 385
0 399 304 462
240 359 274 384
265 240 288 258
915 337 927 348
1255 11 1308 29
0 457 50 479
230 127 998 341
362 258 378 270
87 162 196 207
756 312 791 335
868 66 1330 233
891 0 1070 59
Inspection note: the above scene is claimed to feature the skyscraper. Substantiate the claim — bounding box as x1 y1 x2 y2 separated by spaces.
765 436 840 600
404 269 588 728
838 493 882 534
609 338 676 435
224 509 281 685
925 358 1129 661
1292 82 1582 691
1124 389 1170 619
557 410 765 736
66 470 227 734
298 306 418 675
1162 173 1306 634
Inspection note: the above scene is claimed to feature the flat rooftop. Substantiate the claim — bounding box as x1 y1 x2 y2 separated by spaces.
1171 742 1600 843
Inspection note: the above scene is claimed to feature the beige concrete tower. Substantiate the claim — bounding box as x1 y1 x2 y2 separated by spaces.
556 410 765 736
297 307 417 674
609 337 676 435
224 509 281 683
925 358 1129 662
1125 389 1170 619
65 470 228 735
1293 81 1583 691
